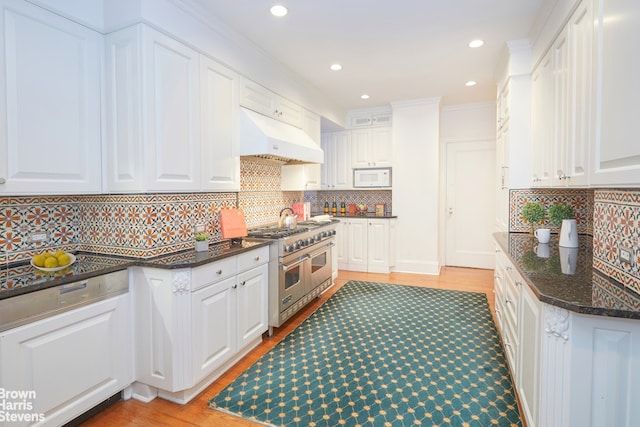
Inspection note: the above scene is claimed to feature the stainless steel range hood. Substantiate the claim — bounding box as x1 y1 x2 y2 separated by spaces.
239 107 324 164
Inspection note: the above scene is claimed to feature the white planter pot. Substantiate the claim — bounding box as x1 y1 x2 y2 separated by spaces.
195 241 209 252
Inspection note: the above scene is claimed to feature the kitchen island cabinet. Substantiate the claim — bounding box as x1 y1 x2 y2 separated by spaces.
0 0 102 195
130 245 268 404
494 233 640 427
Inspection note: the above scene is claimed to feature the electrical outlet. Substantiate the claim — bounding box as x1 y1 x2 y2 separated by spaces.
194 224 206 233
30 232 48 243
619 246 634 266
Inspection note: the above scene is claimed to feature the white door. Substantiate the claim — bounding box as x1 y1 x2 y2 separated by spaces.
445 140 496 269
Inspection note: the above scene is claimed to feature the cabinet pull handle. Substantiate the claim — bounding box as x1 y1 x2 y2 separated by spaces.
217 269 223 275
241 281 246 286
232 284 238 289
254 256 260 261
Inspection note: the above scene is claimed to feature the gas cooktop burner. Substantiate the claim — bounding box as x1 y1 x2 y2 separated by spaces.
247 226 309 239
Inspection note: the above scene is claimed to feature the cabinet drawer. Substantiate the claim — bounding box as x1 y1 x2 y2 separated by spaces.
237 246 269 273
192 257 238 290
503 317 519 372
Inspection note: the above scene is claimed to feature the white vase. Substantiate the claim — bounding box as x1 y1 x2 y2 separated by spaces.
558 219 579 248
195 240 209 252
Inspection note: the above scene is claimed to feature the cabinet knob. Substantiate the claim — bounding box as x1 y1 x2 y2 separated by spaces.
254 256 260 261
241 281 246 286
232 284 237 289
0 177 5 184
217 269 222 275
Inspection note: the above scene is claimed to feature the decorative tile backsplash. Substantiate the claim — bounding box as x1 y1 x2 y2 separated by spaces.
592 189 640 295
305 190 393 215
0 159 303 262
509 188 594 235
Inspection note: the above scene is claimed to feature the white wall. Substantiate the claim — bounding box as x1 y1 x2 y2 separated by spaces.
391 98 441 275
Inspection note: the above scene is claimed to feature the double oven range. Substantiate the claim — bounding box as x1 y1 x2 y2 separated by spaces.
246 221 337 335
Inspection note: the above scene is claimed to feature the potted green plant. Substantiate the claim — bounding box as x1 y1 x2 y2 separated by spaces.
549 202 578 247
548 203 574 226
195 232 210 252
521 201 546 235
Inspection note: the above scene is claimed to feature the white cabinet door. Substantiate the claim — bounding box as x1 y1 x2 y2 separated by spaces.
192 275 237 382
519 281 541 427
143 26 201 191
566 1 592 187
346 218 368 271
590 0 640 186
240 78 302 127
495 125 510 232
531 52 554 188
105 25 201 193
367 219 390 273
236 263 268 349
351 127 392 168
552 27 571 186
0 0 102 195
200 56 240 191
336 219 348 269
0 294 131 427
321 131 352 190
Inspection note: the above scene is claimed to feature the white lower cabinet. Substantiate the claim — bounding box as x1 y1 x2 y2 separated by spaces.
338 218 395 273
132 246 268 404
0 293 132 427
495 243 640 427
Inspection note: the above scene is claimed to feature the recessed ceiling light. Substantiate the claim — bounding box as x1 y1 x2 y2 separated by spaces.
360 94 370 100
468 39 484 48
330 63 342 71
270 5 288 17
465 81 477 87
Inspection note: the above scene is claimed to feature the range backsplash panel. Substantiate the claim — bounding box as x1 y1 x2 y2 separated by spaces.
509 188 594 235
592 189 640 296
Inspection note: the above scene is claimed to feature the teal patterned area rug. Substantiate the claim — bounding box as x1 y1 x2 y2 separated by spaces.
209 281 522 427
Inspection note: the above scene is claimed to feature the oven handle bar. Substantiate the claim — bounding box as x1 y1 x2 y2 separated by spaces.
308 242 335 259
280 254 310 270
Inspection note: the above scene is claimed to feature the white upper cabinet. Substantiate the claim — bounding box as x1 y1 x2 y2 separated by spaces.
321 131 352 190
0 0 102 195
351 127 393 168
105 24 240 192
531 52 554 187
590 0 640 186
240 78 302 128
200 56 240 191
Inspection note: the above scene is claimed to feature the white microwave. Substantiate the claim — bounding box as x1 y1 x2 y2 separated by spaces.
353 168 392 188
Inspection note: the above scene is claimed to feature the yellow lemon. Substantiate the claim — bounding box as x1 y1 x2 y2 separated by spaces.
32 254 46 267
43 252 54 258
54 250 65 258
56 253 71 266
44 257 59 269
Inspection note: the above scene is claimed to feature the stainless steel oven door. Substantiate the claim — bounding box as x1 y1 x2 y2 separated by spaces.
308 240 334 291
279 254 310 312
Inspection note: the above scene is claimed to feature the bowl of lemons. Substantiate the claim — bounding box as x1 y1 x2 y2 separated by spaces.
31 250 76 272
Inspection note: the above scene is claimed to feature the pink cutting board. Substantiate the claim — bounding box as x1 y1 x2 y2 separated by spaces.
219 209 248 239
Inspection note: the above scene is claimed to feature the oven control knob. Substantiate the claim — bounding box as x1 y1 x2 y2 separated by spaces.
331 229 336 235
315 234 321 242
321 231 328 238
306 238 314 245
285 244 293 252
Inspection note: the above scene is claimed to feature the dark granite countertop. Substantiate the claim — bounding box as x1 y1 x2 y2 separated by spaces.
0 239 271 301
313 213 397 219
494 232 640 320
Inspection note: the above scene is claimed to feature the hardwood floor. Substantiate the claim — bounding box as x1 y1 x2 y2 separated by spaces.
81 267 496 427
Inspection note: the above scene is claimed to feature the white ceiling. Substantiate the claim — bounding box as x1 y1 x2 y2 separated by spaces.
196 0 544 110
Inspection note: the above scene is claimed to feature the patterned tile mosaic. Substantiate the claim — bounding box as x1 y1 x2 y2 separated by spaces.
0 159 303 262
305 190 393 215
509 188 594 235
592 189 640 296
